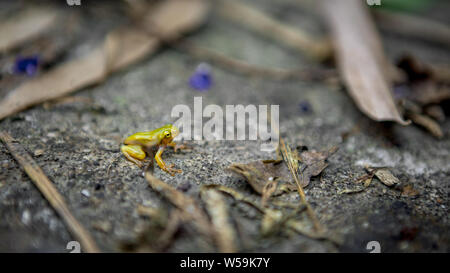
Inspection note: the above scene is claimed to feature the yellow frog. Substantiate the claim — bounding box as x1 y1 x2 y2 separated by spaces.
121 124 183 175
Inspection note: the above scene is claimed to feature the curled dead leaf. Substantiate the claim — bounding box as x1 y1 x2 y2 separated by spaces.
366 166 400 187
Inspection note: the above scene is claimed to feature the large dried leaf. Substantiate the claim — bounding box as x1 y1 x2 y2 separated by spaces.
228 160 296 195
0 0 209 120
0 7 59 52
320 0 408 125
229 146 338 198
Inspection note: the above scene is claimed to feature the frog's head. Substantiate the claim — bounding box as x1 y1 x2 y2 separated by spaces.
161 124 179 144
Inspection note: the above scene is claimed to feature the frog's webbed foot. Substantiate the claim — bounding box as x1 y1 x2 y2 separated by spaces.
165 164 182 176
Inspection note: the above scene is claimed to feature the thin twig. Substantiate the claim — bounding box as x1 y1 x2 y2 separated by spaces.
0 131 100 253
279 138 323 232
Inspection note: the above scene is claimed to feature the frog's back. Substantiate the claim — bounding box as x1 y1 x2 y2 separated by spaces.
123 124 172 146
123 131 157 146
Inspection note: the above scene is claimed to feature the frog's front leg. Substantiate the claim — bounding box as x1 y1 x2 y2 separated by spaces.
155 146 182 176
121 144 146 168
167 142 189 152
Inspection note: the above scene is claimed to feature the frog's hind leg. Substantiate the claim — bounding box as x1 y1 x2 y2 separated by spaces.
121 144 146 168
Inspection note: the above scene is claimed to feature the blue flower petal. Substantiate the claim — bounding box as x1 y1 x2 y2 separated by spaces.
189 63 212 91
14 56 39 76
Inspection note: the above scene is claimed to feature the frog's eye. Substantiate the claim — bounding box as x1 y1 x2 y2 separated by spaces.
164 131 171 138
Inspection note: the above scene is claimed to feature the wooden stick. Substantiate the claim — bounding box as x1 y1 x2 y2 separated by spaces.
0 131 100 253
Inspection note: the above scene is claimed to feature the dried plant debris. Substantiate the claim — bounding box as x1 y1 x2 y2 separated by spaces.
339 167 401 194
406 112 443 139
338 173 373 194
205 184 340 244
395 55 450 138
200 187 238 253
228 145 338 197
399 184 419 197
122 207 181 252
0 0 209 120
145 172 213 240
320 0 408 125
367 167 400 187
297 146 338 188
228 160 296 195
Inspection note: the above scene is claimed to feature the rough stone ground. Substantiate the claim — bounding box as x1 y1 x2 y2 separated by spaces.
0 0 449 252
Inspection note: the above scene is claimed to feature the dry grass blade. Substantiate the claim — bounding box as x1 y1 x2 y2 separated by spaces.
0 0 209 121
200 187 238 253
320 0 408 125
279 138 323 232
0 131 100 253
218 0 331 60
145 172 213 240
0 7 59 52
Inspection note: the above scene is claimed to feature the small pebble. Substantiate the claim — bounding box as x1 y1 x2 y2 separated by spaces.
21 210 31 225
34 149 44 157
81 189 90 197
47 132 57 138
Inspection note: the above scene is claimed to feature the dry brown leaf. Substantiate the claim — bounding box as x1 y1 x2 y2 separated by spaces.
366 167 400 187
0 0 209 120
400 184 419 197
338 173 373 194
298 146 338 187
228 160 296 195
0 7 59 52
200 188 238 253
320 0 408 125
